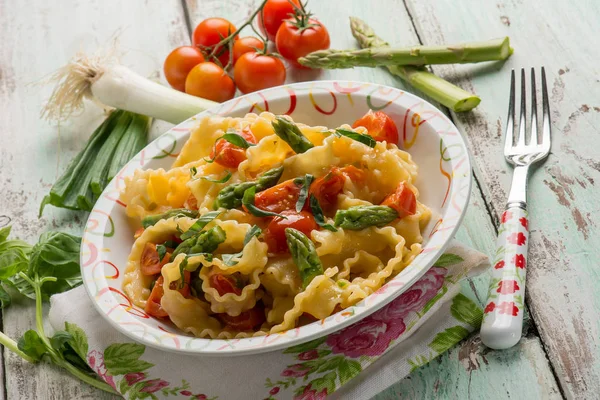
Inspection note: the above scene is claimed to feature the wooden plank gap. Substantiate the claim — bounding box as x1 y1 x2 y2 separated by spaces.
179 0 194 39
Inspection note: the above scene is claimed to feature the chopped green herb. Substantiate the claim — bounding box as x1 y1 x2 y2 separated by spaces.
242 187 287 218
335 128 376 148
156 244 167 262
222 130 256 149
190 166 198 179
221 225 263 266
295 174 314 212
309 195 338 232
200 170 232 184
179 211 221 241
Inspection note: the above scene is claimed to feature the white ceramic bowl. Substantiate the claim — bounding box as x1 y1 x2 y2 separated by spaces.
81 81 471 356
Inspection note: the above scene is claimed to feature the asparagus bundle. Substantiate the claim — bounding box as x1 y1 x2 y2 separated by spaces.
348 17 483 112
299 36 512 68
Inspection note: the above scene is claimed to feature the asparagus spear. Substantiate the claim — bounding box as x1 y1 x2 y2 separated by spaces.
171 225 226 260
141 208 199 229
272 117 314 154
322 17 485 112
334 206 398 230
285 228 324 289
299 37 512 69
214 166 284 209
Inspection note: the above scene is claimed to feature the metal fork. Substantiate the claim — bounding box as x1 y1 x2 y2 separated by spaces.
480 68 551 350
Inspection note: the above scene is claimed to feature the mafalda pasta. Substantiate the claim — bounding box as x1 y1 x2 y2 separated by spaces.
120 111 431 338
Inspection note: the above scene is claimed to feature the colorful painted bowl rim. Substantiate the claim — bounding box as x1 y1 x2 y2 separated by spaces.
81 80 472 356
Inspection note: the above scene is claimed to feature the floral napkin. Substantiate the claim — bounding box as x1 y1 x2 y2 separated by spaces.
48 240 489 400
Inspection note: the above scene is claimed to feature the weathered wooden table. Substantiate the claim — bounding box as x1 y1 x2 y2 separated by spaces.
0 0 597 398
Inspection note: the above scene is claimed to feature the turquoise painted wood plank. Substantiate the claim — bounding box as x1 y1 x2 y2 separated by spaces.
0 0 188 398
404 0 600 397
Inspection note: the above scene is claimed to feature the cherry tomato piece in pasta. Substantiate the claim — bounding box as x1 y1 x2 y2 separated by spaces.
210 127 257 169
253 179 302 213
218 305 266 331
380 182 417 218
352 110 399 145
264 210 318 253
140 243 172 276
209 274 243 296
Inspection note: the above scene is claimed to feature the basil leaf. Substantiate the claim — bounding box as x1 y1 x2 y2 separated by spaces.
162 240 179 249
221 225 263 266
222 131 256 149
190 166 197 179
335 128 376 148
18 330 47 361
295 174 314 213
179 253 213 289
0 226 10 243
201 170 232 184
242 187 287 219
244 225 263 245
27 232 82 300
309 195 337 232
0 284 11 308
156 244 167 262
179 211 221 241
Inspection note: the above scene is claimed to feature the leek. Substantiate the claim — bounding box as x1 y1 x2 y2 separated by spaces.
40 110 151 215
41 48 217 124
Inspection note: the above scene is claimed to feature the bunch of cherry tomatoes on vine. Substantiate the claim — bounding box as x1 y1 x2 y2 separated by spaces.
163 0 330 102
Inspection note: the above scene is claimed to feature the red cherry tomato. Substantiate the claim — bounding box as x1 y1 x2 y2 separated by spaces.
233 52 286 94
192 17 237 66
209 274 243 296
209 127 256 169
185 62 236 102
185 193 198 210
380 182 417 218
134 228 145 239
233 37 266 64
310 166 366 211
218 305 266 331
264 210 318 253
276 18 330 68
140 243 172 276
145 272 191 318
258 0 301 42
352 110 399 145
163 46 205 92
252 179 302 214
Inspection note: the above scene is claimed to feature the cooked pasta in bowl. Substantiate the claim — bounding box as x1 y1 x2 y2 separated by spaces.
81 81 471 355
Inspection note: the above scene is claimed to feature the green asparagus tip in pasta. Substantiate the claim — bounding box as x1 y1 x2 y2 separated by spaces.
141 209 199 228
214 166 284 209
171 225 226 260
272 116 314 154
334 206 398 230
285 228 324 289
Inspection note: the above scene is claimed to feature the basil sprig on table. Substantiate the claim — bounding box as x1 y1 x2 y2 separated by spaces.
214 166 284 209
141 208 199 229
272 116 314 154
0 226 116 394
285 228 324 289
335 128 376 148
334 205 398 230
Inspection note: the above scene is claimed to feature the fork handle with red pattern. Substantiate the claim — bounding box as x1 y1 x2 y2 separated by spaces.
480 205 529 350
